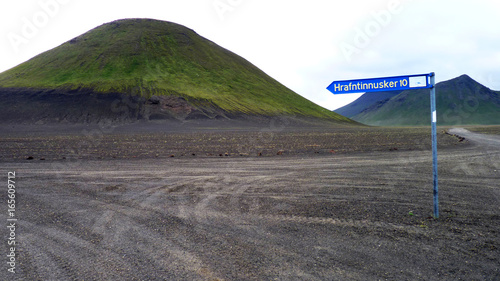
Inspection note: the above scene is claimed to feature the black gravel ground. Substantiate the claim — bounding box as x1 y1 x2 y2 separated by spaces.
0 125 499 280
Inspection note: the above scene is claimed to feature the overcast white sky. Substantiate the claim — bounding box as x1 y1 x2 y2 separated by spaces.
1 0 499 110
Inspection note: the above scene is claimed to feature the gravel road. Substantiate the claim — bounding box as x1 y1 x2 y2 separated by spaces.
1 128 499 280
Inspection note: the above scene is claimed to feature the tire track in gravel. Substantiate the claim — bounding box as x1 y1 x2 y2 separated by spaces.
171 207 429 237
14 220 133 280
8 176 226 280
448 128 500 208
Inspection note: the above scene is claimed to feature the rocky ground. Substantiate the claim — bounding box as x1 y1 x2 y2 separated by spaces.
0 120 468 161
0 124 499 280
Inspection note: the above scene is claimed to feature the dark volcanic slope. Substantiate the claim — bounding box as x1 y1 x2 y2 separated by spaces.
345 75 500 126
0 18 353 125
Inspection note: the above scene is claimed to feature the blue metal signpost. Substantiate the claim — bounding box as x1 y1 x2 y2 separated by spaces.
327 73 439 218
429 73 438 218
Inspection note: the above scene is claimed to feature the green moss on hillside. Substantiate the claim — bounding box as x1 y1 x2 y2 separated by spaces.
0 18 352 122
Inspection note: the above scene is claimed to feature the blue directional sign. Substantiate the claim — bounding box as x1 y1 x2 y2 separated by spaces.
326 72 440 218
327 73 432 94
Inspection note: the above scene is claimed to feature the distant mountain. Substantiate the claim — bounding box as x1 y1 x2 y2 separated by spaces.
334 90 402 118
336 75 500 126
0 18 353 125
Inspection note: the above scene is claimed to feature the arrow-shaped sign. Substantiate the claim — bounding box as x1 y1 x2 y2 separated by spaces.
327 73 432 94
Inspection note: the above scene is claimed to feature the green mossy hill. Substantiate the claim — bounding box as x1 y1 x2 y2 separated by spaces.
0 18 350 122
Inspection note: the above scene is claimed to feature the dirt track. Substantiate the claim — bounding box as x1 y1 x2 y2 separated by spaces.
1 127 499 280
